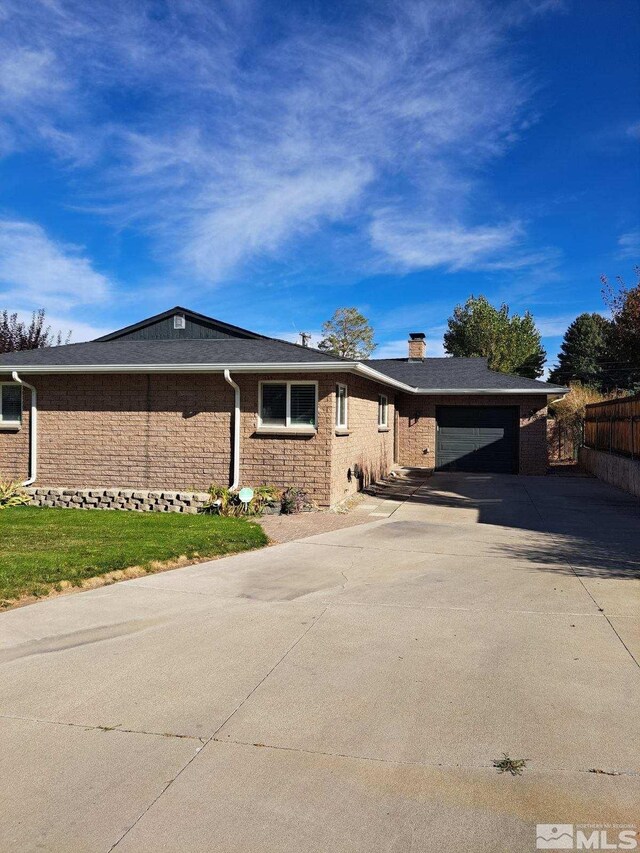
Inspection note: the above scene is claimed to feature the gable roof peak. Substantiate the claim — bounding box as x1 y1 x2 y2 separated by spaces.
94 306 268 342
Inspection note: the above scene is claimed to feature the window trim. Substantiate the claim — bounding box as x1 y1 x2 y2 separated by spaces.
335 383 348 430
378 393 389 430
0 382 23 429
258 380 318 432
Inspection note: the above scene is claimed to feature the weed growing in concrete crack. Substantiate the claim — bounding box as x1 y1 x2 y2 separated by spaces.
493 753 529 775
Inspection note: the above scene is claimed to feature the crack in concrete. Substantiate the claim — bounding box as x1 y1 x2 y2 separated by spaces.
210 736 640 777
520 481 640 672
0 713 206 743
318 600 604 617
107 606 329 851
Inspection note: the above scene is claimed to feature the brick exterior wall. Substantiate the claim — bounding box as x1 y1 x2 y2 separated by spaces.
328 373 396 506
396 393 549 474
0 371 395 507
0 383 30 481
234 372 396 506
0 372 233 491
0 372 549 506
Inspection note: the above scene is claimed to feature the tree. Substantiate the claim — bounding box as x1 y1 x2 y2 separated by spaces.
548 382 615 456
548 313 612 389
0 309 70 354
318 308 376 359
601 266 640 391
443 295 545 378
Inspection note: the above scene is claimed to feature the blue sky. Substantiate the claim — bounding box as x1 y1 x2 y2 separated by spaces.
0 0 638 368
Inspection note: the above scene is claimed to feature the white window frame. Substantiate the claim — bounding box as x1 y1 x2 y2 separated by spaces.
258 380 318 432
378 393 389 429
336 383 348 429
0 382 23 429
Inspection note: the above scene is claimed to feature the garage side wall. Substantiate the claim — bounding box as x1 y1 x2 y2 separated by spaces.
396 394 548 474
329 373 396 506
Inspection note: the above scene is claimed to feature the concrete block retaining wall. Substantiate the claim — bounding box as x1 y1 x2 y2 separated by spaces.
578 447 640 499
26 487 212 514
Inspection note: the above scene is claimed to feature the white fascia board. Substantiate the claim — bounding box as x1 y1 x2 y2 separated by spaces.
0 361 351 375
410 387 569 395
0 360 568 395
0 360 412 387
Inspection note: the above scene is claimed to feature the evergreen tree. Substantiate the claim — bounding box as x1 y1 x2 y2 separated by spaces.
548 313 612 389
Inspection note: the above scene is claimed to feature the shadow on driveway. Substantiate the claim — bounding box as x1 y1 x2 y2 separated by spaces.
365 469 640 580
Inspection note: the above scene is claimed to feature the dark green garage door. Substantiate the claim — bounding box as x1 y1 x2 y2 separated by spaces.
436 406 519 473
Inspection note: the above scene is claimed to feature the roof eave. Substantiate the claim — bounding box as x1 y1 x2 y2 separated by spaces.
1 361 570 395
1 361 411 391
411 386 569 395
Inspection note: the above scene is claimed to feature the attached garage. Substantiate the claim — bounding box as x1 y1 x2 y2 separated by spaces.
435 405 519 474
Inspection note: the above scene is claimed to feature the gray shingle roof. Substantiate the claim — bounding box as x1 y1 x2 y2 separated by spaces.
0 335 567 393
0 337 344 366
366 357 567 392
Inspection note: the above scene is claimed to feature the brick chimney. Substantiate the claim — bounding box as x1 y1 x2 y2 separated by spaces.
408 332 426 361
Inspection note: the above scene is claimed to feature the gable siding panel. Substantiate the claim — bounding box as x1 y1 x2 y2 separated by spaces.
112 316 255 341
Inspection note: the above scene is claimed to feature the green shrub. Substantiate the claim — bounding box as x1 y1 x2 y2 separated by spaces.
0 480 29 511
206 484 281 517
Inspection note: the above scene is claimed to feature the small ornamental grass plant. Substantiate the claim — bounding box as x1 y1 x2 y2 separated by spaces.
206 484 281 517
0 480 29 510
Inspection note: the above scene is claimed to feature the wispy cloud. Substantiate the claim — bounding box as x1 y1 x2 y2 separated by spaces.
8 309 110 343
0 0 561 283
617 230 640 260
626 121 640 140
369 213 527 272
0 219 111 313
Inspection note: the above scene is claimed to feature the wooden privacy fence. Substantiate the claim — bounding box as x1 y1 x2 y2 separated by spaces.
583 393 640 460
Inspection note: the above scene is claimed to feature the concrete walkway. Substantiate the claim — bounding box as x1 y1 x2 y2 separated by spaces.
1 472 639 852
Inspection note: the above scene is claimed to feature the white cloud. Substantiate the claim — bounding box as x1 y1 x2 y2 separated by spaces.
626 121 640 140
370 213 524 272
618 230 640 260
535 314 579 337
0 220 111 313
373 339 408 359
182 164 373 279
8 309 110 343
0 0 562 280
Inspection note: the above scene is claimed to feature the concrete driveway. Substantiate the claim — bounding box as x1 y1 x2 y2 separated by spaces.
1 472 639 852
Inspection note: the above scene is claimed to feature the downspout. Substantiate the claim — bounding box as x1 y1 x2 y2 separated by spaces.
11 371 37 486
223 370 240 491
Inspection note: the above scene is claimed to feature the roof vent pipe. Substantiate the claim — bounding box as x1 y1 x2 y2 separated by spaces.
408 332 426 362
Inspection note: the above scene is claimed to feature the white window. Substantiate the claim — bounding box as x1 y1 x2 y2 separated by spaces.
173 314 186 329
0 383 22 429
336 384 348 429
378 394 388 429
259 382 317 430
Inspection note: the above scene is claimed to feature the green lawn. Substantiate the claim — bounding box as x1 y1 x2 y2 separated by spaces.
0 507 268 603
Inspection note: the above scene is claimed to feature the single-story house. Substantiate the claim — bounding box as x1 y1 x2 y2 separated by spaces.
0 307 568 507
